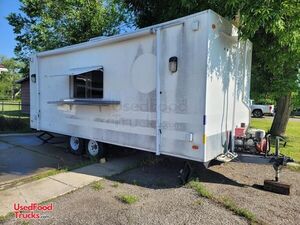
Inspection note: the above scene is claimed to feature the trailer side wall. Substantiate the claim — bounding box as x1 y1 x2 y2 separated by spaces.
30 12 210 162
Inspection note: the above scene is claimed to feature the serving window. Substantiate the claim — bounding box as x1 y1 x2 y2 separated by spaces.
73 70 103 99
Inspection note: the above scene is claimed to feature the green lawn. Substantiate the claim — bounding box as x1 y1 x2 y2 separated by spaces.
0 101 28 118
251 118 300 162
0 100 21 111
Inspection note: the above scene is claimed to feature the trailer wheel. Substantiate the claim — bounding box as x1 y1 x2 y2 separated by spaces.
69 136 85 155
86 140 105 160
252 109 263 118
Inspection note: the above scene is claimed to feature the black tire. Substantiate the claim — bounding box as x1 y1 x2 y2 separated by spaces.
86 140 106 160
69 136 85 155
252 109 263 118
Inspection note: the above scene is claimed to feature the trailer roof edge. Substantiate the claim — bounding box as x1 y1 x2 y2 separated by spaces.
36 10 211 58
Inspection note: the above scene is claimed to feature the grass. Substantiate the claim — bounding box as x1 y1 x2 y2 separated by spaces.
251 118 300 162
20 221 30 225
287 163 300 172
111 183 119 188
0 100 20 109
0 101 28 118
187 180 214 199
0 169 67 191
290 115 300 119
187 180 260 224
91 181 104 190
221 197 256 222
117 194 139 204
194 199 203 205
31 168 67 180
0 212 14 224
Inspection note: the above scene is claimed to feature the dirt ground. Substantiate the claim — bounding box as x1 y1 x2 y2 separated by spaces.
4 155 300 225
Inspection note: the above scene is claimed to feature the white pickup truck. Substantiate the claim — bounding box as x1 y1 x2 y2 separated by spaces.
250 101 275 118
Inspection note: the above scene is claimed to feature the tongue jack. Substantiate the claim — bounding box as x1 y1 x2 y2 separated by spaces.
263 137 291 195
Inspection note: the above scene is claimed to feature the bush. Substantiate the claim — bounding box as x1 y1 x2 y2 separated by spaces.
91 181 104 190
117 194 139 204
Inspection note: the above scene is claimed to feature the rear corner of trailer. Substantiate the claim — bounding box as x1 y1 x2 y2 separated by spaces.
203 10 252 162
234 40 252 130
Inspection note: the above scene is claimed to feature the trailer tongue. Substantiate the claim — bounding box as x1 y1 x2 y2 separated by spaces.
215 125 293 195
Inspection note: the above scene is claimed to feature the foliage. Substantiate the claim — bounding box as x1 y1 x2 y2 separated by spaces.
0 56 24 100
251 95 275 105
122 0 221 28
292 90 300 108
234 0 300 100
7 0 130 73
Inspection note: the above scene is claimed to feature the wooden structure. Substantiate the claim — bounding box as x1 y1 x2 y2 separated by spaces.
16 76 30 114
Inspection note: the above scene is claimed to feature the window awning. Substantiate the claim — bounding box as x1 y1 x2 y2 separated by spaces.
48 65 103 77
69 65 103 76
48 99 120 106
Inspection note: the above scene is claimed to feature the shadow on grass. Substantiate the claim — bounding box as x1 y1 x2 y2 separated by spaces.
0 110 29 118
0 115 31 133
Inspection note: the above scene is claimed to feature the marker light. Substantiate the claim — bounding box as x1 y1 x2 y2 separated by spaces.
169 56 178 73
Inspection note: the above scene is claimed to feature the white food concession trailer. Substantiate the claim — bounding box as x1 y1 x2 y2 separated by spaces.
29 10 252 164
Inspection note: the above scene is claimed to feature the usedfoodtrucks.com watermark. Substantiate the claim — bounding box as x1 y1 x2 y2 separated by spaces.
13 203 53 219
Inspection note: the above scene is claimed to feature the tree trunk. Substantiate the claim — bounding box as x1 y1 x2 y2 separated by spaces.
270 93 292 136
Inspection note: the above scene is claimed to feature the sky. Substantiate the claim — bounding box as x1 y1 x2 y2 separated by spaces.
0 0 21 58
0 0 134 59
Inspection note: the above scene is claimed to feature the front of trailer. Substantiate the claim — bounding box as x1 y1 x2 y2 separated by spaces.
29 54 39 131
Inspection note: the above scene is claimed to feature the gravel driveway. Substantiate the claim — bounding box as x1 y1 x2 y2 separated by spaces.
5 180 247 225
205 162 300 225
4 155 300 225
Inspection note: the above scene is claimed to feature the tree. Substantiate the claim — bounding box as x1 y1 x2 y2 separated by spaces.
0 56 24 100
227 0 300 136
7 0 129 74
122 0 300 136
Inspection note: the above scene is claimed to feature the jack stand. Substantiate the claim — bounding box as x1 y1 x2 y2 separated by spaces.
37 131 55 144
263 137 291 195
